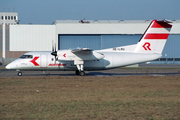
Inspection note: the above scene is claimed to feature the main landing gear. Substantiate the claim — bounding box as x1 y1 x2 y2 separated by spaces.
75 61 85 76
75 70 85 76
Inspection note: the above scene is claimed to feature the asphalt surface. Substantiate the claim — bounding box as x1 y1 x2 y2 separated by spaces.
1 64 180 77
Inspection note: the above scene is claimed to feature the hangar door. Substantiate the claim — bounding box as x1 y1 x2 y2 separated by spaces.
58 34 101 50
58 34 142 50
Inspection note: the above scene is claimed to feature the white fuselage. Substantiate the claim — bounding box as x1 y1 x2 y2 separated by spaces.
6 50 161 71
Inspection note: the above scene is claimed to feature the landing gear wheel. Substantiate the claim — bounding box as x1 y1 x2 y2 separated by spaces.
75 70 79 75
79 71 85 76
17 72 22 76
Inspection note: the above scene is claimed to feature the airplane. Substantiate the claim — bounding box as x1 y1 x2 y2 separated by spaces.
6 19 172 76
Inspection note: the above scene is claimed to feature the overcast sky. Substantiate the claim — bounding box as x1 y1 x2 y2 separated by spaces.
2 0 180 24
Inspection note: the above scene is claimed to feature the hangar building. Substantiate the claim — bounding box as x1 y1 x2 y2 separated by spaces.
1 12 180 64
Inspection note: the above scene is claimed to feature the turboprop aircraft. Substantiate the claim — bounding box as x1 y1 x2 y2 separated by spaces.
6 19 172 76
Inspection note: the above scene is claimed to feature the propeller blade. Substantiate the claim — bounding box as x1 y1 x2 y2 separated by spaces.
52 40 54 52
51 40 57 56
51 40 58 64
55 41 57 52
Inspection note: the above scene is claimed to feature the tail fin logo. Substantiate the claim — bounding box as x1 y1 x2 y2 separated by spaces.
142 42 151 50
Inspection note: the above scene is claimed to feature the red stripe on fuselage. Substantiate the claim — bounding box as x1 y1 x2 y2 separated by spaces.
30 57 39 66
48 64 66 66
144 33 169 39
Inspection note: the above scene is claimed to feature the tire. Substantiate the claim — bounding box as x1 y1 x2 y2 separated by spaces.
75 70 79 75
17 72 22 76
79 71 85 76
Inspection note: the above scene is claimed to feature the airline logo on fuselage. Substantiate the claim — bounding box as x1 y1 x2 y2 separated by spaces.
30 57 39 66
63 53 66 57
30 56 66 66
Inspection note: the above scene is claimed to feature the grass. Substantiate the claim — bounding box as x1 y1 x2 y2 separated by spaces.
0 76 180 119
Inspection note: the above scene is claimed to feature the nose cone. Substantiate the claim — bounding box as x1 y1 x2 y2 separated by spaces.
6 62 18 70
6 63 12 69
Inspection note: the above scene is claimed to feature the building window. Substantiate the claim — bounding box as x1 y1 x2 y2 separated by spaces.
8 16 10 20
1 16 3 20
175 58 180 61
167 58 173 61
5 16 7 20
160 58 166 61
154 58 160 61
11 16 13 20
14 16 16 20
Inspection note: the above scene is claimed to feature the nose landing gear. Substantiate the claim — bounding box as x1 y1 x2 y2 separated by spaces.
17 71 22 76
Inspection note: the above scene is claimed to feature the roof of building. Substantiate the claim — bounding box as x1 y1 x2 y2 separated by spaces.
53 19 180 24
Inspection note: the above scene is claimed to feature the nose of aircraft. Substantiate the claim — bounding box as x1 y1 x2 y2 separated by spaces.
6 63 12 69
6 62 18 69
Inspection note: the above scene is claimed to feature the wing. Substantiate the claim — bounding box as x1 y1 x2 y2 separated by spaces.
71 48 104 60
71 48 92 53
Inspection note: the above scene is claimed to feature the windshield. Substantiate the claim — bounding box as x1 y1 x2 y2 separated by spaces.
20 55 33 59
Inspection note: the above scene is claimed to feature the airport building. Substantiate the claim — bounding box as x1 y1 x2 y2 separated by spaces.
1 12 180 65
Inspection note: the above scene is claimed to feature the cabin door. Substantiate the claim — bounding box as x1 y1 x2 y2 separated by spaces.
40 54 48 68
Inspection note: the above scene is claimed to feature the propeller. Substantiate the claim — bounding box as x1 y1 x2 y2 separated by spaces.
51 40 57 64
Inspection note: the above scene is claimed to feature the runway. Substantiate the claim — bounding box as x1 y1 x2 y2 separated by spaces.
1 64 180 77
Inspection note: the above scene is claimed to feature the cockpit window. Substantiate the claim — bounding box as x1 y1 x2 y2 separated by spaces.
20 55 33 59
